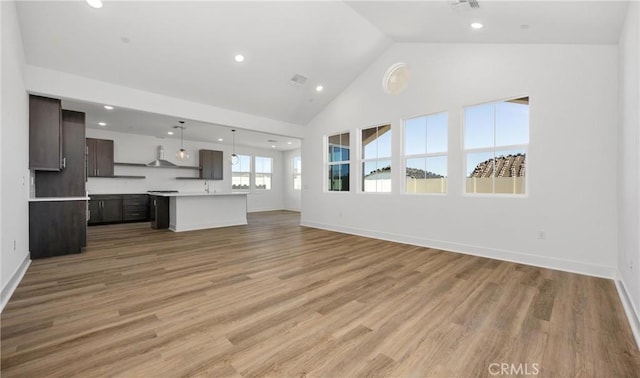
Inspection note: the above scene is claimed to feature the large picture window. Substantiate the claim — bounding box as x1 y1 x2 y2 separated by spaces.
232 154 251 191
361 124 392 193
254 156 273 190
404 112 448 194
464 96 529 194
327 132 350 191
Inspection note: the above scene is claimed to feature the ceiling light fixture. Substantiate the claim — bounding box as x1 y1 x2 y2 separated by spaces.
271 145 276 148
174 121 189 161
86 0 103 9
167 131 174 135
98 122 106 126
471 22 483 29
217 138 224 142
316 85 324 92
234 54 245 63
287 141 292 145
229 129 239 165
104 105 114 110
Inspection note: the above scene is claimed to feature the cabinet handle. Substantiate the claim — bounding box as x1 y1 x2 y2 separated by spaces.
61 157 66 169
97 168 99 176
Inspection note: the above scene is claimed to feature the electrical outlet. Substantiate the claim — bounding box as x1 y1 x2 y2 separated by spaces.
538 231 546 240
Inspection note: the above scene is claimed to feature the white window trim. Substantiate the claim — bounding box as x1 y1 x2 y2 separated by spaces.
461 96 530 197
254 156 273 191
231 154 252 192
401 112 449 196
325 131 351 193
359 123 393 194
292 156 302 191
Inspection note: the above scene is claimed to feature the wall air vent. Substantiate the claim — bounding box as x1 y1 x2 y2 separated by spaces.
290 74 308 86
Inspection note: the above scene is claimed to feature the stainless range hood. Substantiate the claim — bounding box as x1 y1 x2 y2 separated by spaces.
147 146 177 167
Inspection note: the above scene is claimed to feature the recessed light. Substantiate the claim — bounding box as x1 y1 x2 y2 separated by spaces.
217 138 224 142
234 54 245 63
287 141 292 145
98 122 106 126
471 22 483 29
104 105 114 110
167 131 174 135
271 145 276 148
86 0 103 9
316 85 324 92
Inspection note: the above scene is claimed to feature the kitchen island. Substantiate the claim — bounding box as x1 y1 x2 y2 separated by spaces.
147 192 248 232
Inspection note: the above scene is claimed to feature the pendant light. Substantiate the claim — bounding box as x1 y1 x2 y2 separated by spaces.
175 121 190 161
230 129 239 165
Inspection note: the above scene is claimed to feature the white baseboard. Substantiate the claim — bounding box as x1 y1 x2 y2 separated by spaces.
615 275 640 349
300 220 617 279
1 253 31 312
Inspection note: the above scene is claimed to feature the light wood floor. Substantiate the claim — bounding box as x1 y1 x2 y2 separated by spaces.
2 211 639 377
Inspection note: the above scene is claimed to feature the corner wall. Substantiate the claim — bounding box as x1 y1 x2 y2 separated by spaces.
302 43 619 278
617 1 640 345
1 0 31 311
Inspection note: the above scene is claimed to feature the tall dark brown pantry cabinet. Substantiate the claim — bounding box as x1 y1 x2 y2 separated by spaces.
29 95 62 171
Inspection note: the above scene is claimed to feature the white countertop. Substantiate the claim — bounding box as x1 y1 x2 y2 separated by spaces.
147 191 248 197
29 197 90 202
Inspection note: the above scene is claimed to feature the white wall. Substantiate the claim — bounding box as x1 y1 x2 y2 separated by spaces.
283 148 301 211
302 43 619 278
85 128 285 212
26 66 305 139
1 0 31 310
617 1 640 343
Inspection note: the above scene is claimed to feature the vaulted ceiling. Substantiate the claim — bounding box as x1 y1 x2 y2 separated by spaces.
16 1 629 130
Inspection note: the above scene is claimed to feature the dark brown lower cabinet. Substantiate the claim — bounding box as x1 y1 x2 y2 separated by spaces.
88 195 122 225
29 200 87 259
89 194 150 225
123 194 149 222
150 195 169 229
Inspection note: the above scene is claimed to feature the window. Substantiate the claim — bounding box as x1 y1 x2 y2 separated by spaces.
254 156 272 190
361 124 392 192
464 96 529 194
404 112 448 194
232 154 251 191
293 156 302 190
327 132 350 191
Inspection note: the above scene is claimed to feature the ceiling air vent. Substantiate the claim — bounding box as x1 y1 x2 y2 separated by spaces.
290 74 308 86
450 0 480 11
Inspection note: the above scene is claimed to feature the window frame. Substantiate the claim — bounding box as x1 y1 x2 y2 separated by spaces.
292 156 302 191
231 154 252 192
402 111 449 196
325 131 351 193
254 156 273 191
462 95 530 198
359 123 393 194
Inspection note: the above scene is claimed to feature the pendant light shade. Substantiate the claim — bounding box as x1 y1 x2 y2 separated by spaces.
229 129 239 165
175 122 189 161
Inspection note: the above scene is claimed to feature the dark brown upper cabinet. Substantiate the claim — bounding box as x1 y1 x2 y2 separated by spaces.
86 138 114 177
35 110 86 197
29 95 62 171
199 149 223 180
